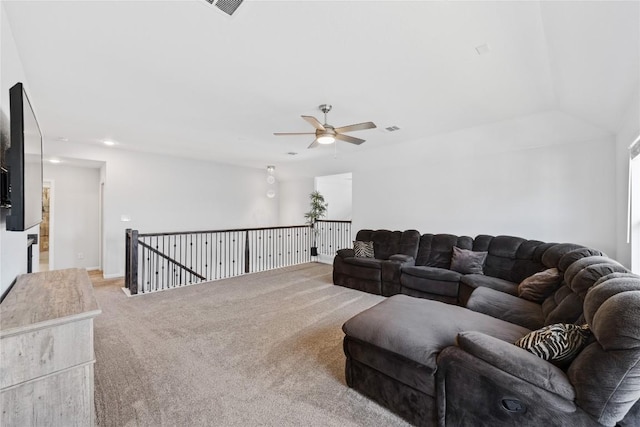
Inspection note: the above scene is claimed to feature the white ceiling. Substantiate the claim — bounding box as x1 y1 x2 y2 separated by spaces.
3 0 639 178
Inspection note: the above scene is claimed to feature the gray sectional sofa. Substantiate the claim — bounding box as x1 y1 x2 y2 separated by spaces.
334 229 640 426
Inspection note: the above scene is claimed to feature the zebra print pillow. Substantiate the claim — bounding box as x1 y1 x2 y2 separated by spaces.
515 323 591 365
353 241 375 258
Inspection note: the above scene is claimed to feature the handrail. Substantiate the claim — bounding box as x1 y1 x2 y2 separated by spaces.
138 240 206 281
139 224 310 238
315 219 352 224
125 220 352 294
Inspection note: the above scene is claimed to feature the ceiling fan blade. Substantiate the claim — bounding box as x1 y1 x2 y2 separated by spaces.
274 132 316 136
301 115 326 131
334 121 377 133
308 139 320 149
335 133 365 145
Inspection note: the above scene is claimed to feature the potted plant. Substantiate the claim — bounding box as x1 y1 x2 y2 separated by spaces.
304 190 328 257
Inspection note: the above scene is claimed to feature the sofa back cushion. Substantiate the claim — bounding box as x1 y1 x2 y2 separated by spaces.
556 247 605 272
567 273 640 425
415 234 473 268
473 235 547 283
355 229 420 260
541 256 628 326
540 243 586 270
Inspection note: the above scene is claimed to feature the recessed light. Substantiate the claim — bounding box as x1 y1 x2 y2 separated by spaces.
103 140 116 146
49 158 62 164
57 137 69 142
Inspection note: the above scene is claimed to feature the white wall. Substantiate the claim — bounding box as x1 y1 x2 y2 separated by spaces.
631 155 640 273
0 4 41 294
45 140 279 278
316 173 352 220
352 116 618 259
615 98 640 268
278 177 314 225
43 163 100 270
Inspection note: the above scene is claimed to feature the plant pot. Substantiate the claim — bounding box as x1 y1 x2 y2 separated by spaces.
310 247 318 257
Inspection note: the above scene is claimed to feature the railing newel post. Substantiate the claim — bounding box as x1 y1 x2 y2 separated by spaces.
244 230 250 274
125 229 131 290
130 229 139 295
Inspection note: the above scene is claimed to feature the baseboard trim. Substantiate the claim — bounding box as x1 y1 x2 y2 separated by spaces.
317 254 334 265
103 273 124 279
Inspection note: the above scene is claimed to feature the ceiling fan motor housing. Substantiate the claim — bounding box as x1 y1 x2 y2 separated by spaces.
274 103 375 148
319 104 332 114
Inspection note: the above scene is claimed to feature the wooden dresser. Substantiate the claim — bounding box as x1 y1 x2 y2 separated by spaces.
0 268 101 426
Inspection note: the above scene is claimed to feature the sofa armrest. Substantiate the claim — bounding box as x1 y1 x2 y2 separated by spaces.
337 248 355 258
389 254 415 264
380 256 415 297
456 331 575 400
466 287 545 330
436 344 587 427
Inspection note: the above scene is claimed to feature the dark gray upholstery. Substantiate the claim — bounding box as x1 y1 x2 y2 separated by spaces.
568 276 640 425
465 287 545 330
480 235 547 283
341 241 640 426
456 331 575 399
400 233 473 302
414 234 473 268
466 255 628 330
541 243 586 268
557 247 605 272
541 257 627 326
437 274 640 426
343 294 529 426
458 235 548 302
335 231 611 311
400 266 461 303
333 229 420 296
460 274 519 295
343 295 528 371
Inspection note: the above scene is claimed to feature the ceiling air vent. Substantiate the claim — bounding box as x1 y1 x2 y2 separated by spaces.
207 0 244 16
385 125 401 132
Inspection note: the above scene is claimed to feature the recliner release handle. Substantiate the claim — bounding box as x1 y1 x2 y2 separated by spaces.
501 398 526 413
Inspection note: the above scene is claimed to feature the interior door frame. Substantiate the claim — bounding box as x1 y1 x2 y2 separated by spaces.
42 179 54 270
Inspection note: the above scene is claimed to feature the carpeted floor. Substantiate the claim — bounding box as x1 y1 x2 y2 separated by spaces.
92 263 411 427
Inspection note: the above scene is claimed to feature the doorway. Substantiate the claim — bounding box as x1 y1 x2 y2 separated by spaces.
39 180 53 271
314 173 353 264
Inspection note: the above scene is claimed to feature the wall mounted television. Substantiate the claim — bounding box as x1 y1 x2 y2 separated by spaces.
5 82 43 232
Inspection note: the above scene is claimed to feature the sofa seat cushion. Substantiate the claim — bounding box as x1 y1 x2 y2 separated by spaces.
461 274 519 295
338 257 383 282
402 266 461 282
344 257 383 269
466 287 545 330
343 295 529 374
400 267 461 298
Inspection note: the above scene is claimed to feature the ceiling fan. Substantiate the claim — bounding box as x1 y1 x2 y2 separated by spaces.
274 104 376 149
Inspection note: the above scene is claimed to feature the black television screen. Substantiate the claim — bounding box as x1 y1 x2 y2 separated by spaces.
6 82 43 232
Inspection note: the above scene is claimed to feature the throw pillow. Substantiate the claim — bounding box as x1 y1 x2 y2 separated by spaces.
514 323 591 366
353 241 375 258
450 247 487 274
518 268 562 303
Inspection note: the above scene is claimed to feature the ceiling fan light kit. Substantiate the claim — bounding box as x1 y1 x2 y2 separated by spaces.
317 136 335 145
274 104 376 149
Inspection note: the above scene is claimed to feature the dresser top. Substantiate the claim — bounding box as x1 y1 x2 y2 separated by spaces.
0 268 101 337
